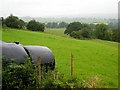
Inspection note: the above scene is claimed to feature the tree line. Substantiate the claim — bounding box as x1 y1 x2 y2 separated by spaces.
64 22 119 42
2 14 45 32
1 14 69 31
45 22 68 28
1 15 119 42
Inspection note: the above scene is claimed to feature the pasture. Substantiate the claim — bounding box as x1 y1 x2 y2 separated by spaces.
1 28 118 88
45 28 68 37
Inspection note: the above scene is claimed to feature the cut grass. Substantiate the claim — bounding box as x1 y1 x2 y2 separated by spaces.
2 28 118 88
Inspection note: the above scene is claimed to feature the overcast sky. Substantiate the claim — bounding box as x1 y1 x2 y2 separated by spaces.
1 0 119 18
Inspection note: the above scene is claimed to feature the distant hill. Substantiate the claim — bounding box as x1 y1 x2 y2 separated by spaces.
19 16 118 24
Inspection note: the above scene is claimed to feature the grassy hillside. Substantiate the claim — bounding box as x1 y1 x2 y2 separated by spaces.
2 28 118 88
45 28 68 37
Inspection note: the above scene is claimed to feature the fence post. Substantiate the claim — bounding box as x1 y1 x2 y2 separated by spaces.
71 53 74 80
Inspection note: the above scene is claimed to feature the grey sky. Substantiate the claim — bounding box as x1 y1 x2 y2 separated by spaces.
1 0 119 18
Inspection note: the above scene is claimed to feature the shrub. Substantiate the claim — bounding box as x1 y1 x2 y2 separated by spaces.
95 24 108 40
64 22 82 35
70 28 92 39
70 31 82 39
3 57 96 89
80 28 92 39
4 14 25 29
27 20 45 32
2 58 36 89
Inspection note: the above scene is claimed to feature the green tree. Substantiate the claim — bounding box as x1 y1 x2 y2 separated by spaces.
82 23 91 30
58 22 68 28
18 19 25 29
64 22 82 35
2 58 35 89
5 14 19 28
80 28 92 38
104 30 112 41
4 14 25 29
52 22 58 28
89 24 95 30
95 23 108 40
70 31 81 39
112 29 119 42
46 22 52 28
45 22 58 28
70 28 91 39
27 20 45 32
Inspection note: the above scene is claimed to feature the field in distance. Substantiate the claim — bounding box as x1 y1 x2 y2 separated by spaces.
45 28 68 37
2 28 118 88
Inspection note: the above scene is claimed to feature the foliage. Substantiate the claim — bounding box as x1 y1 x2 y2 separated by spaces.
46 22 58 28
64 22 93 39
89 24 96 30
108 22 118 30
111 29 120 42
70 30 81 39
58 22 68 28
65 22 119 42
2 58 35 89
4 14 25 29
70 28 92 39
2 57 84 89
45 22 68 28
64 22 82 35
82 23 92 30
80 28 92 38
95 23 108 40
27 20 45 32
18 19 26 29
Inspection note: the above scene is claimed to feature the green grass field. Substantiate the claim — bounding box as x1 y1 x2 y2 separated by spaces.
45 28 68 37
1 28 118 88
